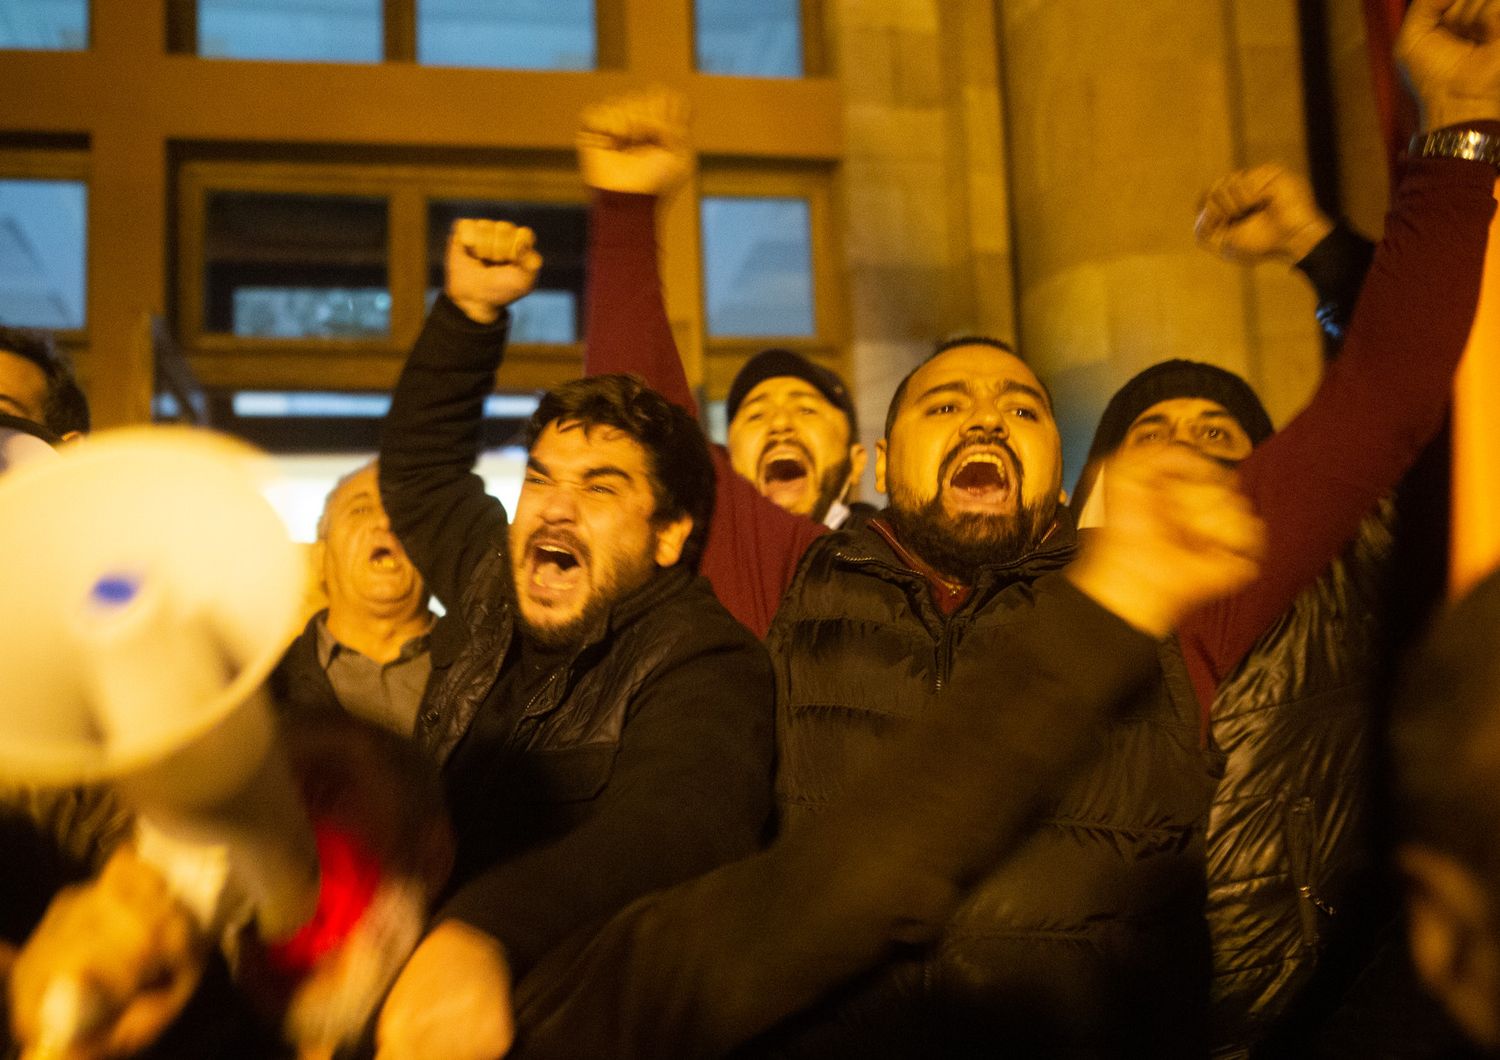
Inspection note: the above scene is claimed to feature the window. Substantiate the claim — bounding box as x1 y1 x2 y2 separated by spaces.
695 0 803 77
178 158 589 396
196 0 382 63
697 166 844 406
418 0 596 70
185 0 600 69
0 0 88 50
701 196 815 337
204 191 390 339
0 176 87 330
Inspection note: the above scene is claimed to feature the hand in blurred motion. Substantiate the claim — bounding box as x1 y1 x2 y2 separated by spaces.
375 920 513 1060
445 220 543 326
1066 444 1266 638
1399 0 1500 131
8 846 206 1060
1195 163 1333 264
577 87 693 198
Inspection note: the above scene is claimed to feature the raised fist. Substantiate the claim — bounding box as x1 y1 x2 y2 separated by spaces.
1399 0 1500 131
1195 164 1333 265
1066 445 1266 638
577 87 692 198
445 220 543 326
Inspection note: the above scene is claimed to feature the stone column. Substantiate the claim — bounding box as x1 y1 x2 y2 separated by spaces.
995 0 1325 485
833 0 1019 496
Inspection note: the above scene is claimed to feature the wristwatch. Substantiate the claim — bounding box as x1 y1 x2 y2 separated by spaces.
1409 126 1500 168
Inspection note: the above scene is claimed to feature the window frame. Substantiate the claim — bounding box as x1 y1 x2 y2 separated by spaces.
176 156 590 394
0 146 91 347
697 162 845 403
168 0 619 71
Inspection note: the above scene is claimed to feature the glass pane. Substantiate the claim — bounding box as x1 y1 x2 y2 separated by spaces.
419 0 595 70
427 199 588 343
0 0 88 49
695 0 802 78
203 191 389 338
198 0 381 63
0 179 87 329
701 196 814 337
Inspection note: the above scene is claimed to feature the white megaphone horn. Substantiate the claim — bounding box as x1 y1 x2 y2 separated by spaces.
0 428 320 948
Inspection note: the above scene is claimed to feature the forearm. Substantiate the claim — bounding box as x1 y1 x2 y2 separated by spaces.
378 296 510 609
584 191 697 413
1183 149 1499 698
1296 220 1377 350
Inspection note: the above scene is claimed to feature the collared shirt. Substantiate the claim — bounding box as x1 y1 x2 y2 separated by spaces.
314 613 433 736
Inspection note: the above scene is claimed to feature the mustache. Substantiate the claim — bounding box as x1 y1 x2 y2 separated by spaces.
525 527 593 567
759 437 814 469
939 431 1022 487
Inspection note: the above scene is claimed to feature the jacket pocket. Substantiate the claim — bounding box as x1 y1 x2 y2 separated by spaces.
1286 796 1335 948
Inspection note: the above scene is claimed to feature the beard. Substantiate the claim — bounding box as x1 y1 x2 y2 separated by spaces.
508 531 656 652
886 437 1057 582
810 453 854 525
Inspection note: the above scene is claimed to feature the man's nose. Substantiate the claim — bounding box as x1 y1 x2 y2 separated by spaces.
963 397 1007 434
539 488 579 523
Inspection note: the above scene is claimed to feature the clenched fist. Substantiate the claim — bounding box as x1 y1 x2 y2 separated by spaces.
1066 445 1266 638
1195 164 1333 265
445 220 543 327
577 87 693 198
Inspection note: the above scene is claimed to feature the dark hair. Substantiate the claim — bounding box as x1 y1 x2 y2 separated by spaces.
1392 568 1500 888
0 325 89 435
525 374 716 572
883 335 1048 439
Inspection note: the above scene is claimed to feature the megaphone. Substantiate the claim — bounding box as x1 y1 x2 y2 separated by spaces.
0 427 319 941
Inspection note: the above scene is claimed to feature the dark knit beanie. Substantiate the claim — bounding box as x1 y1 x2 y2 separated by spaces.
726 348 858 436
1083 359 1273 469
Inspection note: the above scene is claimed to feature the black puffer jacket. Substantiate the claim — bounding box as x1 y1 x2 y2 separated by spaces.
1206 507 1393 1049
766 515 1216 1056
379 297 775 979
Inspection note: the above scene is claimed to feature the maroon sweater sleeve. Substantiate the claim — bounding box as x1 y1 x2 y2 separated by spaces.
584 189 825 637
1178 149 1499 724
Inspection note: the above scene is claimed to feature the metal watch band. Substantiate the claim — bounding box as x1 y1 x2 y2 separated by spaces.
1409 127 1500 169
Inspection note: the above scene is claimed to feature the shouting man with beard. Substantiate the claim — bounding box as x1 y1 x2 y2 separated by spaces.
370 219 774 1058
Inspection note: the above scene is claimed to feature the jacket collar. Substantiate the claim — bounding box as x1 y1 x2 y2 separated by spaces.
833 507 1078 608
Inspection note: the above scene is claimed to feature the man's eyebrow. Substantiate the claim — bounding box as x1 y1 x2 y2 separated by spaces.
1130 413 1169 431
1000 379 1051 411
526 456 551 477
914 380 971 403
582 465 633 484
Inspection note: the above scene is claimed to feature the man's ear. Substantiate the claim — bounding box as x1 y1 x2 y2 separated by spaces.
1400 844 1500 1049
874 438 888 495
846 442 869 495
654 514 694 568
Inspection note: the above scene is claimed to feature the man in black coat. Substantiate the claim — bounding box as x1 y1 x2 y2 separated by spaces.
371 219 775 1058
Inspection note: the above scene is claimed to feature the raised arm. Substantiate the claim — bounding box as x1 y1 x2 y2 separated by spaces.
578 89 697 412
378 222 541 610
1179 0 1500 706
577 90 826 636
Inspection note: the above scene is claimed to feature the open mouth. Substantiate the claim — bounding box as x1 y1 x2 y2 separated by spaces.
527 535 588 597
946 451 1013 505
368 544 400 571
757 445 813 507
762 457 808 485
